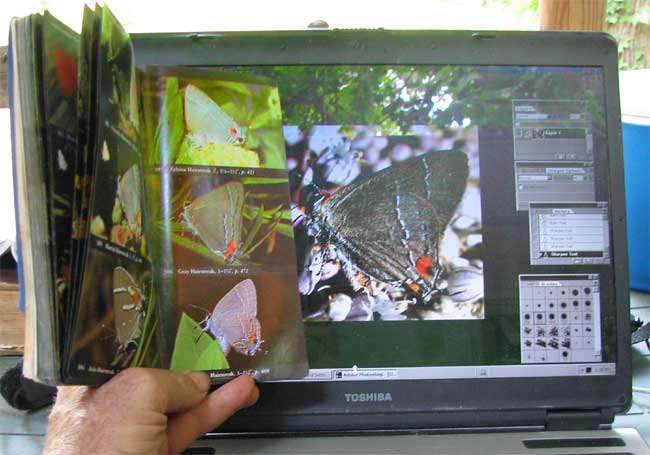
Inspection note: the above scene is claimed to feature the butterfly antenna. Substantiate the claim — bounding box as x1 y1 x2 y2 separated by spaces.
183 304 213 345
194 326 211 345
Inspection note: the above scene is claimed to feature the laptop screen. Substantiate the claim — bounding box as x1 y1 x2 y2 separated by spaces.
233 64 616 382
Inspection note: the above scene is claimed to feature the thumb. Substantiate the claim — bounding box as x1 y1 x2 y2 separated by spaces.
159 371 212 414
105 368 211 415
167 375 259 454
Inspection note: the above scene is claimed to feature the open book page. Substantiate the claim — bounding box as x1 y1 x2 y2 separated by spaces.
64 6 155 384
9 17 41 382
140 68 308 382
10 14 63 384
67 5 96 344
39 11 80 366
10 11 80 384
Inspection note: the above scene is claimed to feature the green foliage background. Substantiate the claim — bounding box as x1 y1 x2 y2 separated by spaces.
483 0 649 69
605 0 650 69
245 65 605 135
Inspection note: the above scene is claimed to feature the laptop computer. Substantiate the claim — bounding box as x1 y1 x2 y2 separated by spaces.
131 29 648 453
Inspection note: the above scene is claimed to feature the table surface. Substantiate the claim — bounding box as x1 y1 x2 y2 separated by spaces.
1 293 648 454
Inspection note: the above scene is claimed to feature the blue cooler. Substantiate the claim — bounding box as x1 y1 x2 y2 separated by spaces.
620 70 650 292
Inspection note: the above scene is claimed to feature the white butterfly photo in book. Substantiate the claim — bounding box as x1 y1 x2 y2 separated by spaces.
177 83 261 167
184 84 246 146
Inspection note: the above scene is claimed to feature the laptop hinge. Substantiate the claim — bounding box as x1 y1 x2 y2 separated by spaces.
545 410 607 431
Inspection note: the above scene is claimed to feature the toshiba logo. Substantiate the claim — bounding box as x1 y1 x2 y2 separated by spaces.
344 393 393 403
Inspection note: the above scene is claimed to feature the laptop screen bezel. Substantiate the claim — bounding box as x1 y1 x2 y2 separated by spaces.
131 29 631 431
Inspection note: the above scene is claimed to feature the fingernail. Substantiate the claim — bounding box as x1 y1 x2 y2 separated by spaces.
187 372 210 393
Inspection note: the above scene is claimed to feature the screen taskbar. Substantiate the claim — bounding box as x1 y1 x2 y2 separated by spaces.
278 363 616 382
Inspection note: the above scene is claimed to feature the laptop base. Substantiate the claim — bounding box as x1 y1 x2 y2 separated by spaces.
189 428 650 454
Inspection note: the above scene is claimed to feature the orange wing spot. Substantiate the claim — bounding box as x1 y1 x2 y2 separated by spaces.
416 256 434 278
248 325 258 345
132 292 140 305
408 282 420 293
229 127 237 136
223 240 237 260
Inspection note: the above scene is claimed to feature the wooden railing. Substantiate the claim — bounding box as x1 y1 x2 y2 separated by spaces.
540 0 606 31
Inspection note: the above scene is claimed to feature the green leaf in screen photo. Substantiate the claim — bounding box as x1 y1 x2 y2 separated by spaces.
274 222 294 238
170 313 229 371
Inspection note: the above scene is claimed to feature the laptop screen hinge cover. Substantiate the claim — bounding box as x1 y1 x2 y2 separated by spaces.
545 410 607 431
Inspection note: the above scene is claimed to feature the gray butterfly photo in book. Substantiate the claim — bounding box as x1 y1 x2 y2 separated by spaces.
200 279 264 357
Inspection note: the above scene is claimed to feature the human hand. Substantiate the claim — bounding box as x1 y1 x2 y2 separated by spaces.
43 368 259 455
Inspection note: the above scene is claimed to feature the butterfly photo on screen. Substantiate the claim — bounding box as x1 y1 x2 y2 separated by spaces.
306 149 468 300
288 126 485 322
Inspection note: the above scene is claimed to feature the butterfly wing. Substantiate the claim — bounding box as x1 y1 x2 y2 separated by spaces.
112 266 142 345
184 84 245 146
183 181 244 260
317 150 468 292
208 279 262 356
117 165 142 238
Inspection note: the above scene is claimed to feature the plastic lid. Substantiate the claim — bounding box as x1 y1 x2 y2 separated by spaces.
619 69 650 126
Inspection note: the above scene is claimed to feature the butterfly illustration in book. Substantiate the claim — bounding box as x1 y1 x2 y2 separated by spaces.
198 279 264 357
112 266 146 354
185 84 246 146
181 181 244 264
301 149 469 303
177 84 260 167
110 164 143 252
117 165 142 236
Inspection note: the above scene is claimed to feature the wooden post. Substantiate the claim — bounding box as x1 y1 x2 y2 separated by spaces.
540 0 606 31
